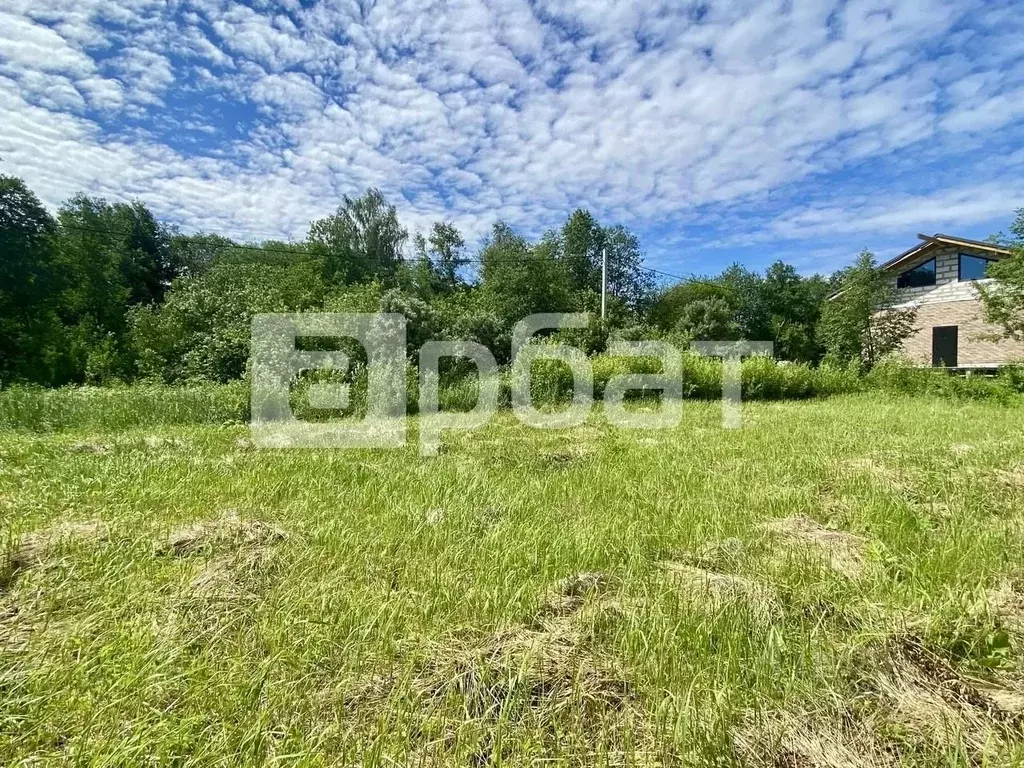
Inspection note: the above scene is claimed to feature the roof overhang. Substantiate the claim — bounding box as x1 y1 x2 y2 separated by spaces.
879 233 1013 273
826 232 1014 301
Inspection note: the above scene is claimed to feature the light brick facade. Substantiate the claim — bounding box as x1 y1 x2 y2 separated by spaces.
886 243 1024 368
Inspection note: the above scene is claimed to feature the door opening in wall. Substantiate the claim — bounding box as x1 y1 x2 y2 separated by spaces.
932 325 958 367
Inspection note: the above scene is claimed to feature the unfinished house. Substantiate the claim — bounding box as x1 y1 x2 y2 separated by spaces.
883 233 1023 368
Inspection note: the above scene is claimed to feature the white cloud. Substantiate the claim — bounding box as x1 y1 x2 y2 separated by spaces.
0 12 96 76
77 75 124 110
941 88 1024 133
109 47 175 105
0 0 1020 267
769 183 1024 241
250 72 325 113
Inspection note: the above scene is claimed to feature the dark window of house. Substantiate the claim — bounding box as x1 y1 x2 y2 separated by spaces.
896 258 936 289
959 253 995 281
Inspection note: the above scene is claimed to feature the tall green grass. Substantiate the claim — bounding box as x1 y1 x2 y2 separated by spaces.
3 356 1021 432
510 353 863 406
0 382 249 431
864 358 1024 402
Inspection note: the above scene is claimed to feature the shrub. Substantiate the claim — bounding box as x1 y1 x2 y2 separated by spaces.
680 353 722 399
813 359 864 397
863 357 1019 401
130 260 325 384
288 361 421 420
591 353 664 399
516 357 578 407
998 364 1024 394
742 355 789 399
7 353 1016 435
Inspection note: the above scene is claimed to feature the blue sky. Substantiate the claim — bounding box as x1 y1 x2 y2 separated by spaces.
1 0 1022 281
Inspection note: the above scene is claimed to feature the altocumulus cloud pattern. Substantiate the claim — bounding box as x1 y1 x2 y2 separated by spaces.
1 0 1023 272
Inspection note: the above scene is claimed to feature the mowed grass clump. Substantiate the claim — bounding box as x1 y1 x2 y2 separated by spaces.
2 392 1024 764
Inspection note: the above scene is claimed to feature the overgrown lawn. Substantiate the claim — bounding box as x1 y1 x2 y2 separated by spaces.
2 392 1024 765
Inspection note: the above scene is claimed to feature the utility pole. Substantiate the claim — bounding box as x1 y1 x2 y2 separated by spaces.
601 247 607 320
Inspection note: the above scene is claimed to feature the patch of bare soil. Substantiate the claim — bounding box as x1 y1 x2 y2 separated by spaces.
156 511 286 557
761 516 867 579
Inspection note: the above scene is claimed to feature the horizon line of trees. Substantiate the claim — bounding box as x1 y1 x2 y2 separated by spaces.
3 174 1022 388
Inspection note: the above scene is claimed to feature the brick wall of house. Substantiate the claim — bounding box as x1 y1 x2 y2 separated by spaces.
895 298 1024 367
886 244 1024 367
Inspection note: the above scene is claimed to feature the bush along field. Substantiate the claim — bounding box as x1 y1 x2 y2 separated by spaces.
3 355 1023 432
2 383 1024 766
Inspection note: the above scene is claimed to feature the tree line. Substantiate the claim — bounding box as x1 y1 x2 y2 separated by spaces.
3 174 1021 387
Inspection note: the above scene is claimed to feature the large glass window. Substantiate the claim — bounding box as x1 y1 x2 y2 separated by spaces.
896 258 936 289
959 253 995 281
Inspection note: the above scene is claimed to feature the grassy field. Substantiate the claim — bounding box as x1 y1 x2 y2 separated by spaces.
2 392 1024 766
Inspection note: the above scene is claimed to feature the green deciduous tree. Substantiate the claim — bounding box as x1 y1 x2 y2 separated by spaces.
0 176 63 384
170 231 235 277
717 264 770 341
308 188 407 285
674 296 740 342
651 263 835 362
478 223 573 361
130 255 324 383
401 222 467 299
977 209 1024 343
650 280 733 331
544 211 652 316
432 290 504 353
817 251 918 369
558 209 604 293
762 262 831 363
602 224 654 314
53 195 175 382
428 221 465 293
